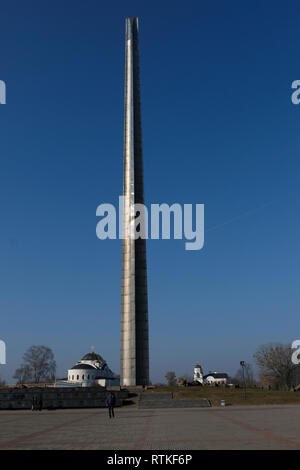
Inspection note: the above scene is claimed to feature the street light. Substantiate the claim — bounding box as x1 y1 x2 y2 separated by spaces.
240 361 247 400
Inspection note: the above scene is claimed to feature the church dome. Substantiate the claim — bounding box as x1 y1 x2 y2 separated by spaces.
81 352 104 362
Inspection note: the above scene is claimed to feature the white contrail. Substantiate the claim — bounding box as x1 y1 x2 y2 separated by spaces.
207 201 272 232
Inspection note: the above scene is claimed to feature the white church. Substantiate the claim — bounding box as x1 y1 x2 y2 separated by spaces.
68 351 120 387
56 350 120 387
193 363 229 385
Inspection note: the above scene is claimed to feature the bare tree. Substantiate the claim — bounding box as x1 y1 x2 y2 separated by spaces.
229 376 240 386
176 374 193 386
253 343 294 390
235 363 256 387
294 364 300 387
13 365 32 384
177 377 186 386
165 371 176 386
14 345 56 384
182 373 193 383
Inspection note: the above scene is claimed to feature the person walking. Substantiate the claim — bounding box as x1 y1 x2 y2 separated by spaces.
38 394 43 411
105 392 116 419
32 396 39 411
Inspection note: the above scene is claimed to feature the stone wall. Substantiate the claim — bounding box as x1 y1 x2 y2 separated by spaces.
0 386 128 410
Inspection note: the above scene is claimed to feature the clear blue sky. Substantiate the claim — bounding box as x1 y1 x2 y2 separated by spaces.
0 0 299 383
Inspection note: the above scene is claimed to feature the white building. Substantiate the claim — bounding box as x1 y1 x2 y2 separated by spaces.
66 351 120 387
203 372 229 385
193 363 204 384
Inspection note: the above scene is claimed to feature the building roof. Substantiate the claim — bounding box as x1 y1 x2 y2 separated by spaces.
203 373 228 379
71 364 95 370
81 352 104 362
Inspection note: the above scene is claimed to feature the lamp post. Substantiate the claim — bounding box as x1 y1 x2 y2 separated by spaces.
240 361 247 400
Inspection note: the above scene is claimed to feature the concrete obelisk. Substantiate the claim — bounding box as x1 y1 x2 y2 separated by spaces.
121 17 149 386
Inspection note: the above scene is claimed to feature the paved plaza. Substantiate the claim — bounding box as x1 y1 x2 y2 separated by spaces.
0 405 299 450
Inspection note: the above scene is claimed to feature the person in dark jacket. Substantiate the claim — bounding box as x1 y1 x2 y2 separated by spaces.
38 395 43 411
32 396 38 411
105 392 116 418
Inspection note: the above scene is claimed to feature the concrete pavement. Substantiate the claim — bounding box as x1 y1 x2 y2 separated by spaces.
0 404 299 450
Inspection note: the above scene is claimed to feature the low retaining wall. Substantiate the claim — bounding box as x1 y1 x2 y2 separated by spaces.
0 386 128 410
138 392 211 408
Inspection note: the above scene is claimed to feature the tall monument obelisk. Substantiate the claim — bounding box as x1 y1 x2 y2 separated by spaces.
121 17 149 386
